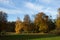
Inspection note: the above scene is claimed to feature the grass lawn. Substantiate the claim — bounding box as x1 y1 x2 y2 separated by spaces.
32 36 60 40
0 34 60 40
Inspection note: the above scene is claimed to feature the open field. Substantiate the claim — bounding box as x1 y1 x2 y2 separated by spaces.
0 33 60 40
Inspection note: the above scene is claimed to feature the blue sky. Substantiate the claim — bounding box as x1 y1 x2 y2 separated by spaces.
0 0 60 21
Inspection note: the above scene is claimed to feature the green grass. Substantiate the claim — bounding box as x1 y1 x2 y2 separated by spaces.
31 36 60 40
0 34 60 40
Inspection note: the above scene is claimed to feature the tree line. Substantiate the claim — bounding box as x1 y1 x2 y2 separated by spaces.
0 8 60 34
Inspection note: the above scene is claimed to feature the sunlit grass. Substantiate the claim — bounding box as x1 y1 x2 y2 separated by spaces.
31 36 60 40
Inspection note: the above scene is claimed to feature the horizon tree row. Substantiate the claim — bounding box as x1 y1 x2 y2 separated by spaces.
0 8 60 34
15 12 56 33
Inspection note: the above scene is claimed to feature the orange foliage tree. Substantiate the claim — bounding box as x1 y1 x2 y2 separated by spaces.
34 12 48 32
56 8 60 29
15 17 23 34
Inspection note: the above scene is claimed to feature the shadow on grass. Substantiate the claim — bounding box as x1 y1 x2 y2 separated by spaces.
0 34 60 40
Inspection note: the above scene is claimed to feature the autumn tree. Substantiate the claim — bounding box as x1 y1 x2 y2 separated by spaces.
56 8 60 29
0 11 7 32
23 14 31 33
34 12 48 32
15 17 23 34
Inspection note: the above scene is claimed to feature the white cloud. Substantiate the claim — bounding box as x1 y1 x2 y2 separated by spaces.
0 7 23 14
25 2 44 11
41 0 52 3
0 0 23 14
0 0 58 19
44 8 57 19
0 0 16 8
35 0 52 4
0 7 35 15
0 0 9 3
25 2 57 18
25 2 34 9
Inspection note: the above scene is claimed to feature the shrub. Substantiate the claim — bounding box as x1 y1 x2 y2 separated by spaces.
49 29 60 35
0 31 6 36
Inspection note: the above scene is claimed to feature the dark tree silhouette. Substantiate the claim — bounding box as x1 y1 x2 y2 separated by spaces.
0 11 7 33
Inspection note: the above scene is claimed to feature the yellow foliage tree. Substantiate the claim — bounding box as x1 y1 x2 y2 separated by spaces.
56 19 60 29
34 12 48 32
15 17 23 34
56 8 60 29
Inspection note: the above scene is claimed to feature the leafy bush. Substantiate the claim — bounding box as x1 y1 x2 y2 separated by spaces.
49 29 60 35
0 31 6 36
